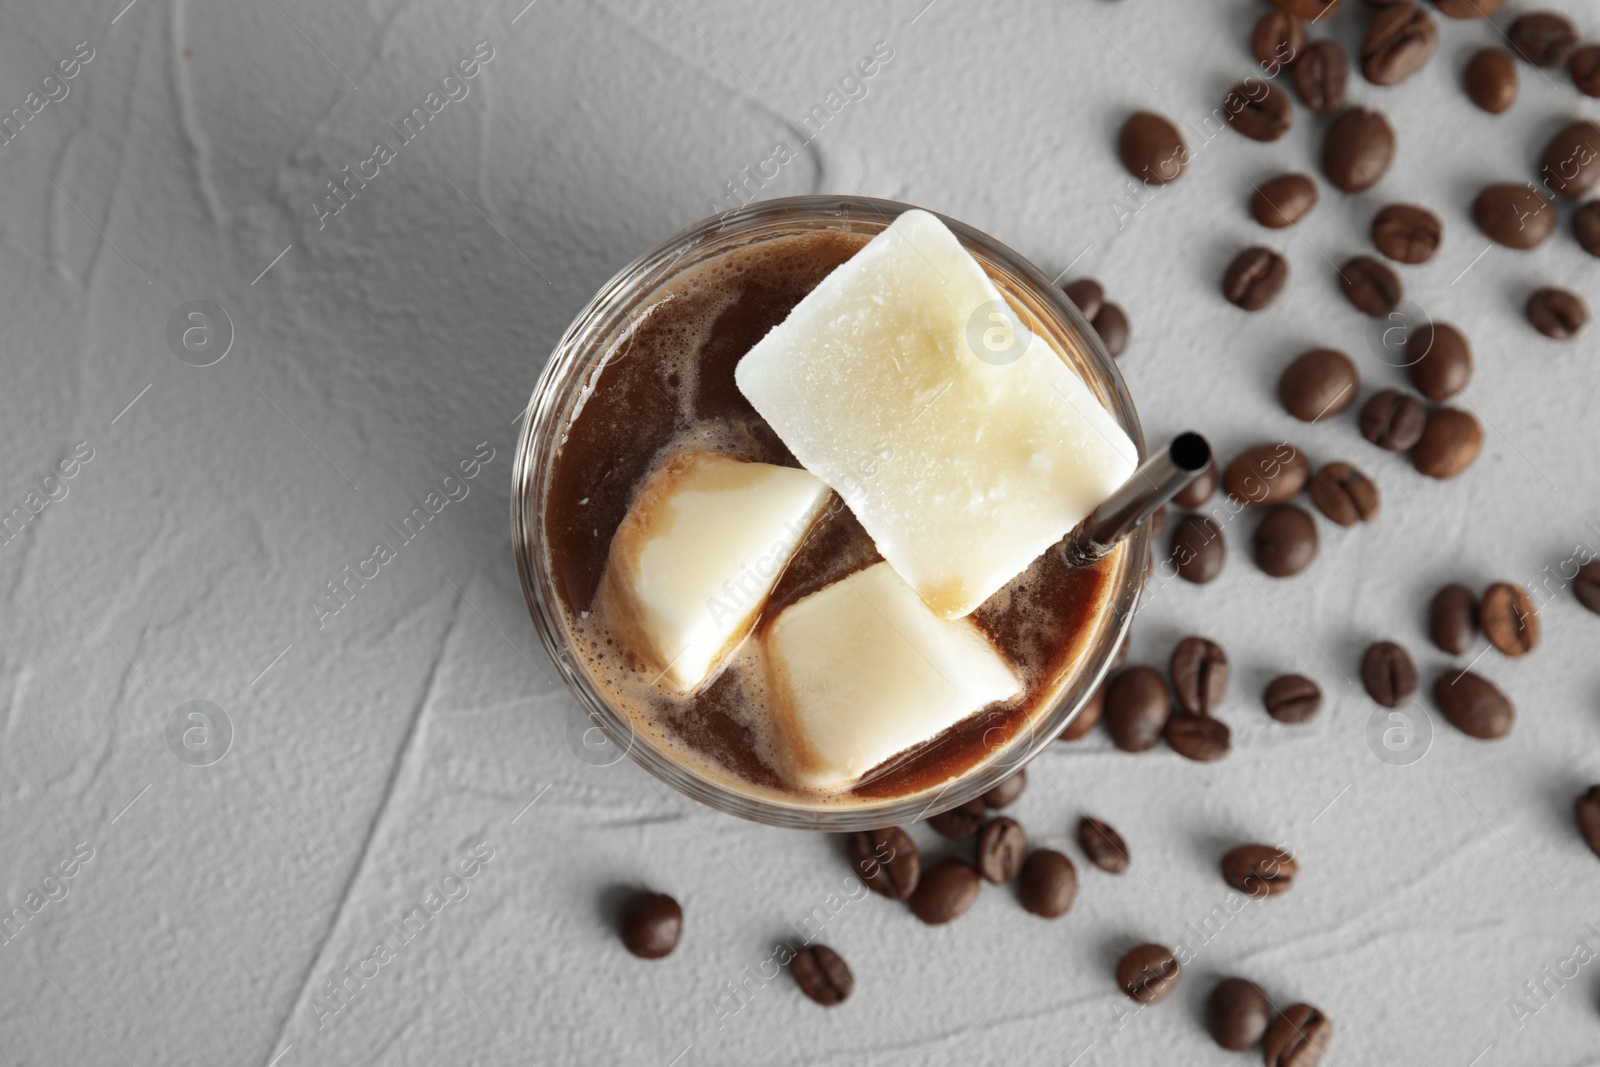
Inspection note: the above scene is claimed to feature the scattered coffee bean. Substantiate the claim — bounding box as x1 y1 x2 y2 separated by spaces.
1339 255 1402 317
1118 111 1188 185
1224 443 1311 505
620 891 683 959
1572 43 1600 97
1252 173 1319 229
1062 277 1104 320
1079 816 1131 873
1104 666 1172 752
1464 47 1518 113
1016 849 1078 918
1264 1004 1333 1067
1372 203 1442 264
1309 462 1380 525
983 768 1027 809
1526 287 1588 339
1294 39 1349 115
1574 200 1600 257
1433 669 1515 739
1221 843 1299 897
1508 10 1578 68
1480 581 1539 657
1269 0 1342 19
1222 246 1290 310
1224 80 1294 141
1171 514 1227 584
790 945 853 1006
1575 560 1600 615
1411 407 1482 479
1434 0 1505 17
1253 11 1308 71
1116 943 1182 1005
1059 681 1105 741
927 797 988 840
1540 120 1600 198
1405 322 1471 400
975 817 1028 884
1170 636 1229 715
1166 713 1232 761
1174 458 1218 507
847 827 921 900
1323 107 1395 192
1279 348 1358 422
1575 787 1600 861
1359 389 1427 451
909 858 981 925
1264 674 1322 723
1362 641 1417 707
1473 183 1556 249
1428 583 1479 655
1093 302 1130 357
1253 505 1318 578
1207 977 1273 1052
1362 1 1438 86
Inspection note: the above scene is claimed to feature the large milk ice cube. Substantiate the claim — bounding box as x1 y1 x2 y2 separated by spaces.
764 561 1023 791
735 209 1138 619
599 451 829 692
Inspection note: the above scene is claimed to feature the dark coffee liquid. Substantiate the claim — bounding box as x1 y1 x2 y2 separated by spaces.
543 229 1118 806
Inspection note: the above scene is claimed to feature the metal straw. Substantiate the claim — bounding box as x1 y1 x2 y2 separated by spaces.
1062 432 1211 567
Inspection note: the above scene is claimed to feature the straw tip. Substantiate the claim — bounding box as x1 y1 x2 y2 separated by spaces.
1169 432 1210 473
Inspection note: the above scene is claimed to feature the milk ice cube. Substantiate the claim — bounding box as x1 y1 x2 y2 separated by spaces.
735 209 1138 619
763 561 1023 791
599 451 830 692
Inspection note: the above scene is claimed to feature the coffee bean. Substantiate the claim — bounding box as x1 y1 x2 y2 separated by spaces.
1253 11 1307 71
1434 0 1505 17
1540 120 1600 198
1269 0 1343 21
790 944 853 1006
1252 173 1319 229
1526 287 1588 339
1279 349 1358 422
1575 560 1600 615
927 797 988 840
1264 674 1322 723
1572 43 1600 98
1433 669 1514 739
1411 407 1482 480
1294 39 1349 115
1166 713 1232 761
1473 182 1556 250
1575 787 1600 861
1222 246 1289 310
1405 322 1471 400
1508 11 1578 67
1170 636 1229 715
1253 505 1318 578
1362 1 1438 85
1481 581 1539 657
909 858 981 924
1104 666 1171 752
1464 47 1518 113
1171 514 1226 584
1371 203 1441 264
1207 977 1273 1051
1224 443 1311 505
1323 107 1395 192
975 816 1028 884
1118 111 1188 185
1016 849 1078 918
1224 80 1294 142
1062 277 1104 320
1362 641 1417 707
1116 943 1181 1005
1264 1003 1334 1067
1078 816 1131 873
1221 843 1299 897
1059 681 1105 741
1428 583 1479 655
1359 389 1427 451
1093 302 1130 357
983 768 1027 809
1308 462 1379 525
1338 255 1402 317
1574 201 1600 257
847 827 921 901
1174 458 1218 507
620 891 682 959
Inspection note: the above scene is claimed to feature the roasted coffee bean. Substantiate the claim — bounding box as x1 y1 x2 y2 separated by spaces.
975 817 1028 884
1166 713 1232 761
927 797 988 840
1221 843 1298 897
1359 389 1427 451
1294 39 1349 115
1253 505 1318 578
1433 669 1514 739
1118 111 1188 185
1473 182 1556 249
1062 277 1104 320
1574 201 1600 257
1016 849 1078 918
1412 407 1482 479
1338 255 1402 317
1362 641 1417 707
1207 977 1273 1051
1572 44 1600 98
1575 787 1600 861
1224 443 1310 506
1323 107 1395 192
1253 11 1308 71
1405 322 1471 400
1526 287 1588 339
1372 203 1442 264
1264 673 1322 723
1174 458 1218 507
1575 560 1600 615
1362 1 1438 85
1508 11 1578 68
1269 0 1343 21
1309 462 1379 525
1481 581 1539 656
1093 302 1130 357
983 768 1027 809
1224 80 1294 142
1117 943 1181 1005
847 827 921 900
1434 0 1505 17
1252 173 1319 229
1222 246 1290 310
790 945 853 1006
909 858 981 925
1279 349 1358 422
1264 1004 1334 1067
1464 47 1518 113
620 892 682 959
1540 120 1600 198
1428 583 1478 655
1078 816 1131 873
1059 681 1105 741
1171 514 1226 584
1170 636 1229 715
1104 666 1171 752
